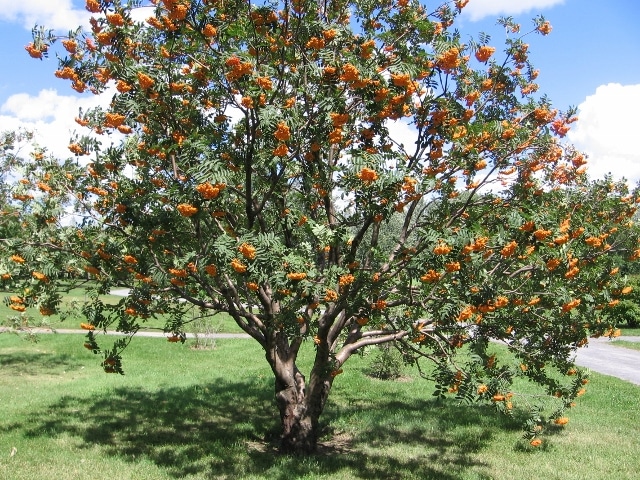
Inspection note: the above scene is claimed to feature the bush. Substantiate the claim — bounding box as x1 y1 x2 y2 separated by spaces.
367 343 405 380
609 300 640 328
608 276 640 328
191 316 219 350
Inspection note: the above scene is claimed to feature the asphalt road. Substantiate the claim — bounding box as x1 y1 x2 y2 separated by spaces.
574 336 640 385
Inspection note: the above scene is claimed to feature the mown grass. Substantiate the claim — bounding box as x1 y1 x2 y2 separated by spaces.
1 333 640 480
610 340 640 351
618 327 640 336
0 287 243 334
5 285 640 338
0 286 121 328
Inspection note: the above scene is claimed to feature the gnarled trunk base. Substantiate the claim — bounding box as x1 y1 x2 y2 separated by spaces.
268 333 334 454
275 376 319 454
278 399 317 454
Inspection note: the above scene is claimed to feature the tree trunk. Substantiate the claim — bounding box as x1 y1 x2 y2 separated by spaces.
275 366 328 455
275 374 318 454
268 332 334 454
272 363 333 454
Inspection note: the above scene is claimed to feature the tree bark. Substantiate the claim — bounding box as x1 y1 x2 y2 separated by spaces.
269 341 333 454
275 371 318 454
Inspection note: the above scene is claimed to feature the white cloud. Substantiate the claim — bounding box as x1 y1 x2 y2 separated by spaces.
4 83 638 193
0 0 89 30
462 0 565 22
567 83 640 184
386 119 419 157
130 5 158 24
0 88 112 159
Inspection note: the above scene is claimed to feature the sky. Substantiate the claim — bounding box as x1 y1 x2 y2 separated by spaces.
0 0 638 183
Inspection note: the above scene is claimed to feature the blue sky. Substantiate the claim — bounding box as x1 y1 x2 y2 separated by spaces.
0 0 638 182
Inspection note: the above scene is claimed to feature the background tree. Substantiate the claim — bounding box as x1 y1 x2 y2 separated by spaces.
5 0 639 453
0 129 86 317
0 131 35 243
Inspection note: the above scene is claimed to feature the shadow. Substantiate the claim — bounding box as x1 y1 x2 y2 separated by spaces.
0 350 85 376
2 374 527 479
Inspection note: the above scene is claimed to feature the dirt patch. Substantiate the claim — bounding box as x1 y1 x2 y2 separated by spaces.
245 431 355 456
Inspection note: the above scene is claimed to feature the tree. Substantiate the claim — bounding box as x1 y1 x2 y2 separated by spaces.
0 131 36 242
5 0 639 453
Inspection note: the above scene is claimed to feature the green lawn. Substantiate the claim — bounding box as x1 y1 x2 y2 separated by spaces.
5 285 640 339
618 327 640 336
0 287 243 334
611 340 640 351
1 333 639 479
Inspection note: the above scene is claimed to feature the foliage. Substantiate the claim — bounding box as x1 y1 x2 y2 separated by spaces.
609 300 640 328
606 276 640 327
367 342 405 380
3 0 640 453
0 131 38 244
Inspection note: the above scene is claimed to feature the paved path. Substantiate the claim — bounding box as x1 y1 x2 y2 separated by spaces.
3 326 639 385
109 288 131 296
0 327 251 339
574 336 640 385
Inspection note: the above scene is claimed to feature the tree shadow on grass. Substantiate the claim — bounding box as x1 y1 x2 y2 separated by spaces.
0 350 86 377
3 374 530 479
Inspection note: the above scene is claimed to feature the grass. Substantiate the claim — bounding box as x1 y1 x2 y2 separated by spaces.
618 327 640 336
4 284 640 338
0 287 244 334
610 340 640 351
1 333 640 479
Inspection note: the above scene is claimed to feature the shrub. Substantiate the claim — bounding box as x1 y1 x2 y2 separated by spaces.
608 276 640 328
609 300 640 328
368 343 405 380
